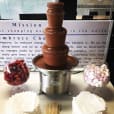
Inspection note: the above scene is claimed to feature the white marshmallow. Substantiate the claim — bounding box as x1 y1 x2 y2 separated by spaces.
5 91 40 114
84 64 110 87
72 91 106 114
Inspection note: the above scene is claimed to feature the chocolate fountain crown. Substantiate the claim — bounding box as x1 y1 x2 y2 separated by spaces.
47 2 64 28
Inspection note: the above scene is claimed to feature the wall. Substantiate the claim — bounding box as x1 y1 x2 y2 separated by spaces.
77 0 114 17
0 0 51 19
0 0 113 20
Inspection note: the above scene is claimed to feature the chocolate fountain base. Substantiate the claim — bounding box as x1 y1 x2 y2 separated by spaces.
32 54 78 95
33 54 78 70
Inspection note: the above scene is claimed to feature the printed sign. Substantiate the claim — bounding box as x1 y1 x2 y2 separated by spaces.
0 20 113 70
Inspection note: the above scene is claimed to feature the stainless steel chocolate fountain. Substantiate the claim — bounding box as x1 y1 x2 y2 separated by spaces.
33 2 78 95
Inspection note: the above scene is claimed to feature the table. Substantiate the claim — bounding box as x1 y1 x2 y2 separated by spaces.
0 72 114 114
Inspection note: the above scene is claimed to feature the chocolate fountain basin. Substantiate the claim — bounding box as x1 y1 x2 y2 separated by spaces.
32 54 80 95
33 54 78 70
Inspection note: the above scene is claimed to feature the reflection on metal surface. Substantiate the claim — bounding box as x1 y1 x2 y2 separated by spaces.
39 69 71 95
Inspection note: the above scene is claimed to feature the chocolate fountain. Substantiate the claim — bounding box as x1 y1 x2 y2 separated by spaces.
33 2 78 95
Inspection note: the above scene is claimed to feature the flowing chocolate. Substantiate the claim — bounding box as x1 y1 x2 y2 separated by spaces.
42 44 69 67
42 2 69 67
44 27 67 47
33 2 78 70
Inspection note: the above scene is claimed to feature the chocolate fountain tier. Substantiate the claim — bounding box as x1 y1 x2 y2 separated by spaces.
42 44 69 67
44 27 67 47
47 2 64 28
33 54 78 70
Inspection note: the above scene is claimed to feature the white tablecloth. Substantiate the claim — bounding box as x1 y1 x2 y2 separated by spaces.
0 72 114 114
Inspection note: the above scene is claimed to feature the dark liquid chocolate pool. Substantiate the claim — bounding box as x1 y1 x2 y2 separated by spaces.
33 55 78 70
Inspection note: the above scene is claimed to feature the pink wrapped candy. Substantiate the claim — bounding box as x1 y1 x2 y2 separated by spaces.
4 59 29 86
84 64 110 87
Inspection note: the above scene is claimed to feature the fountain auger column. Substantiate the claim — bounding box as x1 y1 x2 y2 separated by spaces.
33 2 78 95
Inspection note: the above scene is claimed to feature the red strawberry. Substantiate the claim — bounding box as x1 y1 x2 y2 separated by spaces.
4 60 29 86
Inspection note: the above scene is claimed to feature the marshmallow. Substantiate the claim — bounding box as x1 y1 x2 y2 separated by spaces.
5 91 40 114
72 91 106 114
83 64 110 87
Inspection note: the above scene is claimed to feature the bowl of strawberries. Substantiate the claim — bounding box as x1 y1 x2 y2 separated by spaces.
4 59 29 86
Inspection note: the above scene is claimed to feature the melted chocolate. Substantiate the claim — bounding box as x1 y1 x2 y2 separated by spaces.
33 55 78 70
33 2 79 69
